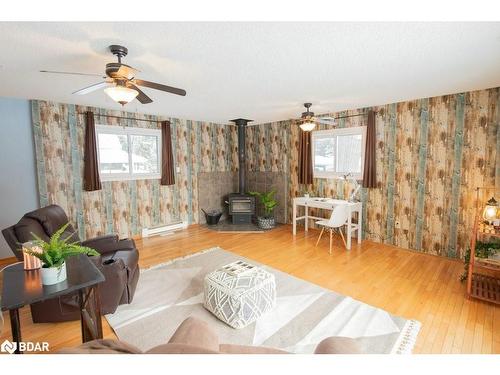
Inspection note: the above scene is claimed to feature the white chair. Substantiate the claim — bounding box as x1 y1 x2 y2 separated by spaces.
315 204 349 254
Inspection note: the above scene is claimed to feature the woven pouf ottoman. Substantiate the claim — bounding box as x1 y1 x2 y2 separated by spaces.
203 261 276 329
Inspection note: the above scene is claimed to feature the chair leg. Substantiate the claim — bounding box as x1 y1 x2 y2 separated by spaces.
316 227 325 246
329 229 333 255
338 227 347 249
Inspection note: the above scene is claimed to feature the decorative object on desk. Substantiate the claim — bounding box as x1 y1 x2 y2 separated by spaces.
343 173 361 202
201 209 223 226
249 190 278 229
23 223 99 285
22 241 42 270
483 197 498 224
300 185 312 198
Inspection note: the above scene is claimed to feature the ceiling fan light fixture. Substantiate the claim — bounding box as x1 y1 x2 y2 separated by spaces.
299 121 316 131
299 102 316 132
104 85 139 106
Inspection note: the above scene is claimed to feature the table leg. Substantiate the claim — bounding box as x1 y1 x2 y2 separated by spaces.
79 286 103 343
292 200 297 235
346 209 352 250
93 285 103 339
358 207 362 244
329 229 333 255
305 205 309 232
9 309 22 354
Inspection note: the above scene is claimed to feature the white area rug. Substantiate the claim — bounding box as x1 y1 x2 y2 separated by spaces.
106 247 421 353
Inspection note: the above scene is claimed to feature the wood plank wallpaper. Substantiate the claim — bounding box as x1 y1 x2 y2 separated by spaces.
32 100 237 240
246 87 500 259
32 86 499 259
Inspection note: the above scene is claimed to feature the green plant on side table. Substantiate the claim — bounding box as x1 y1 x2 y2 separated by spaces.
23 223 99 285
249 190 278 229
460 241 500 282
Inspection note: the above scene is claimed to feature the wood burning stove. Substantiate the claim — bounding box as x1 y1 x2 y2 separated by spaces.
228 194 255 224
228 118 256 224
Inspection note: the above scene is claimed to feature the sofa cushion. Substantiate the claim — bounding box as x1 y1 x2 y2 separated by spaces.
57 317 360 354
314 337 362 354
219 344 288 354
168 316 219 352
59 339 142 354
146 343 219 354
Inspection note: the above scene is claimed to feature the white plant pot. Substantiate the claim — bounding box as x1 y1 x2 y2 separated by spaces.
41 262 67 285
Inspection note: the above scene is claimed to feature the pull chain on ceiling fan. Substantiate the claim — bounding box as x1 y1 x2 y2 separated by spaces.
40 45 186 106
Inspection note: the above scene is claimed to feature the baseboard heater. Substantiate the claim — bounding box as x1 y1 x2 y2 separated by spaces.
141 221 188 238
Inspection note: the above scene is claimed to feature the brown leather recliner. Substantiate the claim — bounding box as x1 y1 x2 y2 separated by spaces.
2 204 140 323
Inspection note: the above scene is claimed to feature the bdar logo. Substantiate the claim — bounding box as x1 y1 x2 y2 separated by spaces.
1 339 17 354
0 339 49 353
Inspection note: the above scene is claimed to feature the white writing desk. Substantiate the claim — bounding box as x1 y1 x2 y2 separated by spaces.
292 197 362 250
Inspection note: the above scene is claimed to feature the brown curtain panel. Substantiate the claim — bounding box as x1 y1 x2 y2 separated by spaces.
298 129 313 185
362 110 377 188
161 121 175 186
83 111 102 191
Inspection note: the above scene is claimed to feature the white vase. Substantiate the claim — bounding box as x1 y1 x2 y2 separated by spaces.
41 262 67 285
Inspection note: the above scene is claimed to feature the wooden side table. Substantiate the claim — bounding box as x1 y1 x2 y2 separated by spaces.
1 255 105 354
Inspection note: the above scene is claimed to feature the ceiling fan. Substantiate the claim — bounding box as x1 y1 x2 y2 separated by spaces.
298 103 337 131
40 45 186 106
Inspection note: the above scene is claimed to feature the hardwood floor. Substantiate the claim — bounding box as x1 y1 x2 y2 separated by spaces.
1 224 498 354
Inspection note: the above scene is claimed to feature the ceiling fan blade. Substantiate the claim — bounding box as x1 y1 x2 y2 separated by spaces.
116 64 139 79
315 117 337 126
127 83 153 104
72 81 110 95
134 79 186 96
40 70 105 78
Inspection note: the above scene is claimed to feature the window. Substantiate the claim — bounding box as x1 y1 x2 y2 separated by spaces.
96 125 161 181
312 126 366 179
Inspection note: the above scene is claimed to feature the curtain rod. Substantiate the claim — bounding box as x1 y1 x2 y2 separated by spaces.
79 110 378 125
78 112 164 124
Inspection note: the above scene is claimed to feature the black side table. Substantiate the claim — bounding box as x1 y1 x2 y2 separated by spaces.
1 255 105 354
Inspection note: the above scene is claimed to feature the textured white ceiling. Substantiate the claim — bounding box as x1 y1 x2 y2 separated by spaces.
0 22 499 124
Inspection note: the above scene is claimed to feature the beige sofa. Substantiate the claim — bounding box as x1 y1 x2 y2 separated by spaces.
60 316 362 354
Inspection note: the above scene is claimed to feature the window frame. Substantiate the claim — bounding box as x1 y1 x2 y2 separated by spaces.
311 125 367 180
95 124 162 182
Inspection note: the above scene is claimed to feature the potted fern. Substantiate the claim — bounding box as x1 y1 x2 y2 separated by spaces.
23 223 99 285
249 190 278 229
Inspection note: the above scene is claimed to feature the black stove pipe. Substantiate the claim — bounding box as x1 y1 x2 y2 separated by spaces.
230 118 253 194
